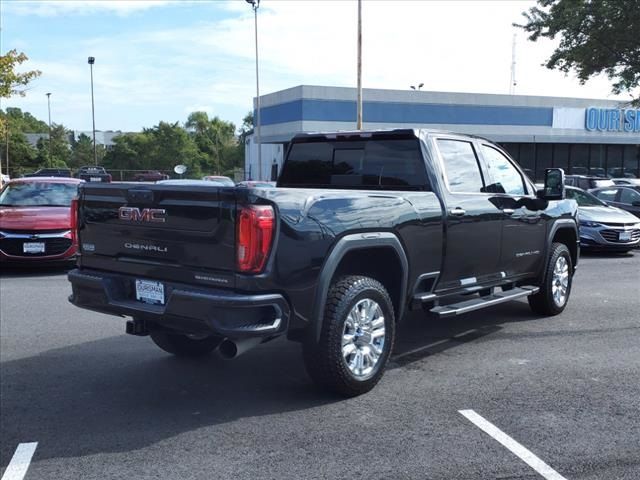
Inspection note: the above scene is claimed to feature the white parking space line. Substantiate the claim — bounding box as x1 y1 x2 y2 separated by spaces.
1 443 38 480
459 410 568 480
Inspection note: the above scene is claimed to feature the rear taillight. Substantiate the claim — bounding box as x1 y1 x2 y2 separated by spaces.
237 205 275 273
70 197 79 248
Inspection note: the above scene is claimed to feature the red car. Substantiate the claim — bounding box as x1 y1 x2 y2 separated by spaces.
0 177 82 264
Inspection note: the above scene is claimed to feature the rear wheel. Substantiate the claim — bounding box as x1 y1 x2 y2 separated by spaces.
149 330 223 357
528 242 573 316
303 276 395 397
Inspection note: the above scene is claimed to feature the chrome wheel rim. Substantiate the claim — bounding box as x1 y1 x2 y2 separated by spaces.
342 298 386 379
551 256 570 307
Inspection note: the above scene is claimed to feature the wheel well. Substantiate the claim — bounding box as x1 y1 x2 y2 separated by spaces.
552 227 578 266
331 247 404 320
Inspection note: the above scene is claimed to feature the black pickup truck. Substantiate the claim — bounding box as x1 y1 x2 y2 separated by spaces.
68 129 579 396
76 166 112 183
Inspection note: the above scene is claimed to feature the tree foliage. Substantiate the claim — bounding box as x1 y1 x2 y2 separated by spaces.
517 0 640 103
3 109 245 177
0 50 42 99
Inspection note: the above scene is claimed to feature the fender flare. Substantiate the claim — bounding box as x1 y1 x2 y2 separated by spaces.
310 232 409 343
546 219 579 270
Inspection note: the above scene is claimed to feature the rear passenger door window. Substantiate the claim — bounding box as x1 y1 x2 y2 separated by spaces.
480 145 526 195
620 188 640 205
436 139 484 193
594 189 618 202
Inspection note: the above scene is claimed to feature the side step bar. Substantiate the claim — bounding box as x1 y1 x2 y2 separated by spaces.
430 286 539 318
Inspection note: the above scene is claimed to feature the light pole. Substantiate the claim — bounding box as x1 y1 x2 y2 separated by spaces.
88 56 97 165
46 92 52 166
246 0 261 180
410 83 424 91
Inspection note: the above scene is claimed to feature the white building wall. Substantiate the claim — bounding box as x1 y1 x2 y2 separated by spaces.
244 135 284 181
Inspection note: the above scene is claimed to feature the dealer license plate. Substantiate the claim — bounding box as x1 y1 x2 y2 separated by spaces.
23 242 45 254
619 231 632 241
135 279 165 305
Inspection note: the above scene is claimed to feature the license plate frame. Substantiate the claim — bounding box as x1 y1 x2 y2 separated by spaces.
619 231 632 241
23 242 45 254
135 279 165 305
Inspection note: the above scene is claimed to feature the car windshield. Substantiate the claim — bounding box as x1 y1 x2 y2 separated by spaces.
565 188 606 207
0 182 78 207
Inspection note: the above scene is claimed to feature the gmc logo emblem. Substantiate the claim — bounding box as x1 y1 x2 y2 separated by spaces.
118 207 167 223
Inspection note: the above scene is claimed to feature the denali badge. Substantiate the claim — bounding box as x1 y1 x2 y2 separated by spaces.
118 207 166 223
124 243 168 253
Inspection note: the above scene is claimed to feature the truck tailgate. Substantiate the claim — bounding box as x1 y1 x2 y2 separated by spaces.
78 183 237 287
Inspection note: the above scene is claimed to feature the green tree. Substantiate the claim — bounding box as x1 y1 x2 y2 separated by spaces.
0 50 42 99
146 121 205 177
1 107 48 133
185 111 239 174
36 124 71 167
103 133 148 171
517 0 640 103
70 134 94 169
0 108 43 176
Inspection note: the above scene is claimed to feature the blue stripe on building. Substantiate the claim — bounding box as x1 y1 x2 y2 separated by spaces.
259 99 553 127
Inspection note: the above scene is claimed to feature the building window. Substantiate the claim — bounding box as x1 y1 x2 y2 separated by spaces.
570 144 589 175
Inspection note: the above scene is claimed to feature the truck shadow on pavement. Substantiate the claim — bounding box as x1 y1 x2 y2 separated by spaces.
0 300 541 465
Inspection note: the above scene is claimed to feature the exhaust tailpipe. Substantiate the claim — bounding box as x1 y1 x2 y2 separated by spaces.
218 337 262 359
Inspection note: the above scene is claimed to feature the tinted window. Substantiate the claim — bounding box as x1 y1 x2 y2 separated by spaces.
437 139 484 193
620 188 640 204
279 138 429 190
594 189 618 202
481 145 525 195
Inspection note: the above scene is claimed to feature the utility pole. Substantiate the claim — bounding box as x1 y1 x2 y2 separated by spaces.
88 56 97 165
509 33 517 95
246 0 261 180
356 0 363 130
46 93 52 166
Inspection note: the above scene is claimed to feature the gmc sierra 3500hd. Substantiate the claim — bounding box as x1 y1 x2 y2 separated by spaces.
68 129 579 396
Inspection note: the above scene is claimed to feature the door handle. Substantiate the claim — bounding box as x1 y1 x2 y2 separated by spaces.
449 207 466 216
502 208 515 215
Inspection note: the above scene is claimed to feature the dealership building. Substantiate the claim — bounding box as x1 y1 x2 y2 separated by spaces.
245 85 640 181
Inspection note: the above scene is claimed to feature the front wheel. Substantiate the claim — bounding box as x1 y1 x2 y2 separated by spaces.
528 242 573 316
303 276 395 397
150 330 223 357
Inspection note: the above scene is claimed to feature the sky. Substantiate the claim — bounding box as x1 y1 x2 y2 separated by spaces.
1 0 630 133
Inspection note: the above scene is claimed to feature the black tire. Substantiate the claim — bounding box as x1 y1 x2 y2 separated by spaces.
303 276 395 397
528 242 573 316
149 330 223 357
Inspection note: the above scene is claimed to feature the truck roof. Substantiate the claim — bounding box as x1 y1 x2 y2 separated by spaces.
291 128 492 143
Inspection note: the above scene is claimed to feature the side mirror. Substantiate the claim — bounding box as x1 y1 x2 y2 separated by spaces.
632 200 640 207
537 168 565 201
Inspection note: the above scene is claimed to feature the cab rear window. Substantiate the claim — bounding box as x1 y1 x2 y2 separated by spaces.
278 138 430 191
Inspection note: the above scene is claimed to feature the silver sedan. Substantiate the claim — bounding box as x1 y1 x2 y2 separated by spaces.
566 186 640 253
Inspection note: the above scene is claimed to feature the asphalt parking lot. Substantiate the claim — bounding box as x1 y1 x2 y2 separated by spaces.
1 253 639 480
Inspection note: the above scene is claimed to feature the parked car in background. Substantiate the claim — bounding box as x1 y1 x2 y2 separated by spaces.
23 168 72 178
202 175 234 186
591 185 640 218
566 186 640 252
236 181 276 188
612 178 640 186
0 177 82 264
133 170 169 182
564 175 615 191
76 166 112 183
